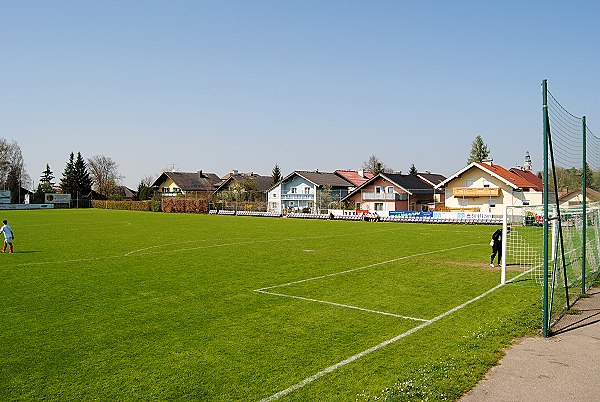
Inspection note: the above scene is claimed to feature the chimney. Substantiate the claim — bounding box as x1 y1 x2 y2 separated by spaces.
198 170 203 178
481 159 493 166
358 169 365 178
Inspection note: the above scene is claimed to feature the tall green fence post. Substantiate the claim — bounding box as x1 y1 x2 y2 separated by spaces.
582 115 587 294
542 79 550 337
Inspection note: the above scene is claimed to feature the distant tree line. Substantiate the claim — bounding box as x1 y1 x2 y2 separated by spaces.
550 164 600 193
32 152 131 202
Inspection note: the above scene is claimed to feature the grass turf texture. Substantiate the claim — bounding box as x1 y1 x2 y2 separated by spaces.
0 209 539 401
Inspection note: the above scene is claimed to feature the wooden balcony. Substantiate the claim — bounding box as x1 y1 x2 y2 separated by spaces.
453 187 501 197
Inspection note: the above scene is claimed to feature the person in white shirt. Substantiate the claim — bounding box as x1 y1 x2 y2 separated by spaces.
1 219 14 253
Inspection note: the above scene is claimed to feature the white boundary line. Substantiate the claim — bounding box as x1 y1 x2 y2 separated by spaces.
254 290 430 322
254 245 479 323
256 244 537 402
256 244 479 292
259 266 538 402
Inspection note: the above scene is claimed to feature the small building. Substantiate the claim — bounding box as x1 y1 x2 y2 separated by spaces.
152 171 222 196
558 188 600 208
437 160 543 216
117 186 137 201
213 172 272 210
267 170 354 214
342 173 443 213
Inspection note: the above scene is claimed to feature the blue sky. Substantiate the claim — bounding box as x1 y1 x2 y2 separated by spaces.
2 1 600 188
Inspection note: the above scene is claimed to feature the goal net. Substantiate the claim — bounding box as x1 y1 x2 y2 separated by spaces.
502 205 549 285
504 203 600 331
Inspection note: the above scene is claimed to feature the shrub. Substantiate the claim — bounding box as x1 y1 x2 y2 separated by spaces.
161 197 209 214
92 200 156 211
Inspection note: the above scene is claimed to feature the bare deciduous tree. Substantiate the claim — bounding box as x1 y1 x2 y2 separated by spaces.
87 155 123 198
361 154 394 174
0 138 30 201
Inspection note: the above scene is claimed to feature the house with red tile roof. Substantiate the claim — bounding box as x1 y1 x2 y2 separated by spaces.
436 160 543 216
334 169 373 188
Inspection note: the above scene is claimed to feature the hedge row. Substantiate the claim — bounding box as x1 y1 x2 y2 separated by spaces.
161 197 209 214
92 200 161 212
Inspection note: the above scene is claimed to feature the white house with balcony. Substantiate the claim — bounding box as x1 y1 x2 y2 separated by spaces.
436 161 543 216
267 170 354 214
342 172 443 213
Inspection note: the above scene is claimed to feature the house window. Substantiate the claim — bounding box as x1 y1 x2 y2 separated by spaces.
355 202 361 210
304 187 310 194
374 203 384 211
483 180 490 188
291 188 297 194
173 187 180 193
375 186 383 193
523 200 530 206
162 187 169 193
489 199 496 207
387 186 394 193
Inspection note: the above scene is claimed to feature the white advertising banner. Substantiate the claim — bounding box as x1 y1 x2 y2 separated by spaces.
433 211 493 220
45 193 72 204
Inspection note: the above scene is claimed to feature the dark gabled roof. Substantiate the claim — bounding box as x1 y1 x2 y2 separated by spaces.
119 186 137 198
294 171 354 188
341 172 438 202
381 173 438 194
214 174 273 193
417 173 446 186
152 171 222 192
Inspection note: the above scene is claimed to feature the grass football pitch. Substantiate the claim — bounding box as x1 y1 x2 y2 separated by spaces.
0 209 540 401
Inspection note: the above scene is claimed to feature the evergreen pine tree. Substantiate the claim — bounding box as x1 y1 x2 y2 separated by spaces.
373 161 384 175
408 164 418 175
271 163 282 186
73 152 93 196
60 152 76 194
39 164 55 191
467 135 491 164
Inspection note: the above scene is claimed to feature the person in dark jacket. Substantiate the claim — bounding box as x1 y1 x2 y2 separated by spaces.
490 228 503 267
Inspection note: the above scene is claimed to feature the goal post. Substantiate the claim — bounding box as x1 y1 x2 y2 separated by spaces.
502 204 554 286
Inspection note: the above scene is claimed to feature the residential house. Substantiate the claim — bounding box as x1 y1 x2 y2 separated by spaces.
213 172 272 210
558 188 600 208
342 173 443 213
267 170 354 214
437 161 543 216
116 186 137 201
152 171 222 196
416 172 447 209
334 170 373 190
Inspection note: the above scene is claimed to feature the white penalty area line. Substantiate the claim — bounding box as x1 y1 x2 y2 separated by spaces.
259 280 508 402
254 289 429 322
255 243 479 293
252 246 481 322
